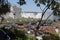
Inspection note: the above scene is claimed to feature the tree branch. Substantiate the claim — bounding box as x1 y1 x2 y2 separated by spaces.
36 0 54 29
43 12 53 24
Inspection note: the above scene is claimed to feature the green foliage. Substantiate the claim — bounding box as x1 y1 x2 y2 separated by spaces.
42 34 60 40
15 19 37 23
18 0 26 6
0 27 35 40
35 0 46 5
26 35 36 40
0 4 10 14
18 0 60 16
0 0 10 23
0 0 10 15
14 29 27 40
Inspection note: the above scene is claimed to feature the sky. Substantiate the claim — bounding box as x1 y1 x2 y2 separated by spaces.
8 0 60 12
8 0 46 12
7 0 53 19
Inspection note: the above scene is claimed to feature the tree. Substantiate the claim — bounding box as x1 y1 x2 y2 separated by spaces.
18 0 60 29
17 0 26 6
18 0 60 39
34 0 60 29
0 0 10 23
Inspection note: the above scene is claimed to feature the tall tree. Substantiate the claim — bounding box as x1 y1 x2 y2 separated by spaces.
18 0 60 29
18 1 60 38
0 0 10 23
34 0 60 29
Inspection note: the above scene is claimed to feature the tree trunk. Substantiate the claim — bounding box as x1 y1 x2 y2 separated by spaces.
43 12 53 24
35 0 54 39
36 0 54 30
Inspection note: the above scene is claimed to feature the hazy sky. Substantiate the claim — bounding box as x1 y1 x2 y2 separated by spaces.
8 0 46 12
8 0 60 12
7 0 53 19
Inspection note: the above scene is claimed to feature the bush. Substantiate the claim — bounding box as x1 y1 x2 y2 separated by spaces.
42 33 60 40
0 27 36 40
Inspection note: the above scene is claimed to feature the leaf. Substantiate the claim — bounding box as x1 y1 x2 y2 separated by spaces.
37 3 40 7
39 0 46 5
0 0 10 15
18 0 26 6
34 0 38 3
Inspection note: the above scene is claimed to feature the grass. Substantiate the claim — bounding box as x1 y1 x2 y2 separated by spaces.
15 19 37 23
15 19 54 23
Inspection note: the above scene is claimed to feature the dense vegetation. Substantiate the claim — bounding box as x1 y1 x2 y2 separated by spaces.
43 33 60 40
0 27 36 40
0 0 10 23
0 27 60 40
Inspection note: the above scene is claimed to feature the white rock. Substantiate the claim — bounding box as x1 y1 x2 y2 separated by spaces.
36 36 42 40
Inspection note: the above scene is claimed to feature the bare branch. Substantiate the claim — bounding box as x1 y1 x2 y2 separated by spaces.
36 0 54 29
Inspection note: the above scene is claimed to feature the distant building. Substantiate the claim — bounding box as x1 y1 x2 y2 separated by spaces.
21 12 54 20
21 12 42 19
3 5 60 21
3 5 22 19
11 6 22 19
20 11 60 20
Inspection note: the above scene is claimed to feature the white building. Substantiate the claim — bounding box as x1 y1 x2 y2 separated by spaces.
21 12 42 19
3 5 59 20
21 12 55 20
3 5 22 19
